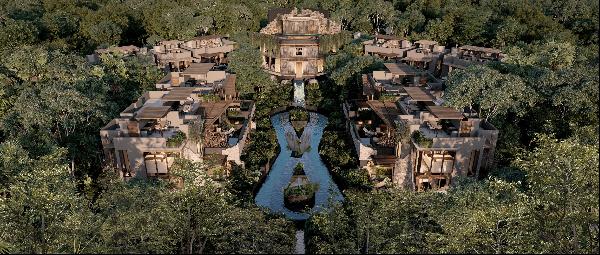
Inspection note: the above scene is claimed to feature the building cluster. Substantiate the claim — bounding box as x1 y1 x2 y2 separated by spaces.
348 35 503 191
100 62 254 180
98 8 503 191
363 35 505 78
152 35 237 71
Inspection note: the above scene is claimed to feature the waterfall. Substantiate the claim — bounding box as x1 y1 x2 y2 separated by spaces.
293 80 306 107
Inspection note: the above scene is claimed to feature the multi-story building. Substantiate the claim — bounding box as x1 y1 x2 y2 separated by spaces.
100 71 254 180
362 35 504 79
362 34 413 60
402 40 446 75
152 35 237 71
440 45 504 77
257 8 342 80
343 85 498 191
155 62 238 100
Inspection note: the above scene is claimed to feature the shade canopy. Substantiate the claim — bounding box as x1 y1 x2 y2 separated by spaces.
404 87 434 101
182 63 215 75
162 87 195 101
136 106 172 119
222 74 237 97
426 106 465 119
367 100 402 128
384 63 417 76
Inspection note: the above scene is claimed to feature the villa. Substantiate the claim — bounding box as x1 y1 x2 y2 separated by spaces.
363 37 446 75
344 85 498 191
100 73 254 180
362 34 413 60
152 35 237 71
440 45 504 77
363 35 504 79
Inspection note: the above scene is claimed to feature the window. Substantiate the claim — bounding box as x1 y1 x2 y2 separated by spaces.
296 48 303 56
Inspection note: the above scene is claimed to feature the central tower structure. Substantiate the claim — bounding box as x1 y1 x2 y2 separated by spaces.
256 8 343 80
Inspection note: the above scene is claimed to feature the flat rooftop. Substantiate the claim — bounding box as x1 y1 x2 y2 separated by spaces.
366 100 402 129
404 87 435 101
426 105 465 120
135 106 171 119
182 63 215 75
384 63 418 76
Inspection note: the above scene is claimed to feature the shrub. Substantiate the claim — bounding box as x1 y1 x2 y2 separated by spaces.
289 108 309 122
293 163 305 175
412 130 433 148
166 131 187 147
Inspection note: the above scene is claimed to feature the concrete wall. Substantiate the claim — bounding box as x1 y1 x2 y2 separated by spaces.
112 137 183 178
283 18 319 34
206 71 226 83
343 103 376 166
417 137 485 177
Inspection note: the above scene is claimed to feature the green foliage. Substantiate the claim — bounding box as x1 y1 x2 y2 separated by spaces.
289 108 309 122
166 131 186 147
395 120 411 144
227 45 277 99
293 163 305 176
411 130 433 148
513 135 599 253
0 18 38 48
284 183 319 198
444 64 533 122
305 81 323 106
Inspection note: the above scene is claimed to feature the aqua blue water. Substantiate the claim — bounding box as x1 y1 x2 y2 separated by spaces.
255 112 343 220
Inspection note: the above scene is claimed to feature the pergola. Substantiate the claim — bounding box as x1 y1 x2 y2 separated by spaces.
135 106 171 120
161 87 196 101
404 87 434 102
426 106 465 120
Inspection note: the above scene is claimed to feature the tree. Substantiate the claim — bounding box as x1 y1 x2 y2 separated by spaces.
0 145 94 253
514 136 599 254
227 45 276 99
0 18 38 49
444 64 534 122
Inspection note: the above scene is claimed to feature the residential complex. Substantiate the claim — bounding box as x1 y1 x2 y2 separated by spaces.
344 80 498 190
100 65 254 180
97 14 503 192
152 35 237 71
440 45 505 77
364 36 504 78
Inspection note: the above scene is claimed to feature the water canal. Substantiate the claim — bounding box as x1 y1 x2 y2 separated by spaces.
254 111 343 220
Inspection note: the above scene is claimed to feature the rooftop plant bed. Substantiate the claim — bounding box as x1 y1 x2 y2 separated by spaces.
166 131 187 147
412 130 433 148
293 163 305 176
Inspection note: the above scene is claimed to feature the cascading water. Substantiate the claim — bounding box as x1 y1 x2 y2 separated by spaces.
293 80 306 107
